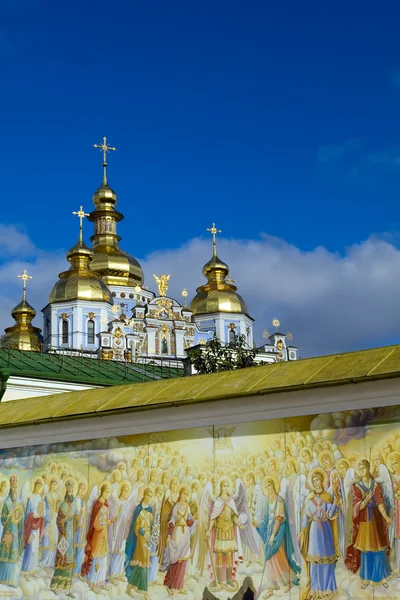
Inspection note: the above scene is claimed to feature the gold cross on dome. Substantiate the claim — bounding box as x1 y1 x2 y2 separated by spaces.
206 222 221 256
93 136 116 165
18 269 32 300
72 206 90 241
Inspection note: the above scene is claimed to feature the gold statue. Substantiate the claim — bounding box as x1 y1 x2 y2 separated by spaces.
153 274 170 297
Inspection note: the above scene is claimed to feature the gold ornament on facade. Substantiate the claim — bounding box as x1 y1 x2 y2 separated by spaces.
182 288 188 307
153 274 170 297
272 318 280 330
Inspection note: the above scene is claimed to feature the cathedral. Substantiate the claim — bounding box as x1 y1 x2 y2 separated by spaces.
1 138 299 367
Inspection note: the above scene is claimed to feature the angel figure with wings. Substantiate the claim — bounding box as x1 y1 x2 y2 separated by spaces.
20 477 45 579
73 480 88 577
0 475 24 588
200 478 259 593
125 486 154 596
387 451 400 571
153 274 170 297
299 467 341 600
345 458 392 589
254 476 301 599
81 482 117 592
162 485 196 594
108 480 138 582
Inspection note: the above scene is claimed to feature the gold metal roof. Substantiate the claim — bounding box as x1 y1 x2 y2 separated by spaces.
1 296 42 352
48 240 113 304
190 254 250 316
1 270 41 351
1 344 400 429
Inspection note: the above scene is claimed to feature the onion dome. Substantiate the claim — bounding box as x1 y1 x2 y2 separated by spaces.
87 137 144 287
48 208 113 304
1 271 42 351
190 223 250 317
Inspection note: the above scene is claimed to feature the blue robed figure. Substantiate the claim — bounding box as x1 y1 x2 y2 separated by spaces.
125 488 154 595
299 469 339 600
255 478 300 598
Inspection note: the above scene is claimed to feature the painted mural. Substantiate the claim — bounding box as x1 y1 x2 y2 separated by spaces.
0 406 400 600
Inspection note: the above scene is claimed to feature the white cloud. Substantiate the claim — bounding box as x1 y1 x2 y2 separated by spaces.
0 225 400 358
0 224 36 256
140 234 400 357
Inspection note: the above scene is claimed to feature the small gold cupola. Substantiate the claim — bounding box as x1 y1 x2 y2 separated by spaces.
48 206 113 304
1 270 42 351
190 223 250 316
87 137 144 287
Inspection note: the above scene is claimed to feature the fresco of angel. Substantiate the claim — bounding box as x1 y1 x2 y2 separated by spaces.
108 480 138 582
158 476 179 563
387 451 400 571
299 467 341 600
81 482 117 592
0 478 9 542
345 458 392 589
40 475 60 570
254 476 301 599
199 477 259 593
124 486 154 596
73 480 88 576
0 475 24 588
20 477 45 579
161 484 196 594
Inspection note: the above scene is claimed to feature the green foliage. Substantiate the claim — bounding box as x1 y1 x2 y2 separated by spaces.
190 334 258 374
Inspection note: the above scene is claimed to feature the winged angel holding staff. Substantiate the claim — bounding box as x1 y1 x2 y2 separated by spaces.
198 477 259 592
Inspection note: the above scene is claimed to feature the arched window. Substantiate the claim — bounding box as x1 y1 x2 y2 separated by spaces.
87 319 95 344
229 328 236 345
62 319 69 344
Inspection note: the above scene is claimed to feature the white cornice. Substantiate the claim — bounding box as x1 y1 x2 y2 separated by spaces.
0 377 398 449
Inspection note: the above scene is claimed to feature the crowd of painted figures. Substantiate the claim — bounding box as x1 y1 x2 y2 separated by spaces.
0 430 400 599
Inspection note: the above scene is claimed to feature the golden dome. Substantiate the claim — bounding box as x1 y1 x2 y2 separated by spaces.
1 295 42 351
87 145 144 287
190 253 250 316
48 240 113 304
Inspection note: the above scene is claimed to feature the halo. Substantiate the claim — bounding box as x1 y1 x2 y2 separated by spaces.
266 457 279 473
300 447 313 462
217 476 233 494
64 478 77 495
262 475 280 494
355 456 371 475
34 477 44 488
118 479 132 497
318 450 334 467
387 452 400 473
307 467 328 491
77 478 88 491
285 457 298 472
111 468 122 481
49 475 60 487
335 457 350 470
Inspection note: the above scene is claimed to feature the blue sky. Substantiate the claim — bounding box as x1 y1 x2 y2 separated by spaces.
2 0 400 355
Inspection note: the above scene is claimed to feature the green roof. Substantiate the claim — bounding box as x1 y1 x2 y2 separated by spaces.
1 344 400 429
0 348 184 387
